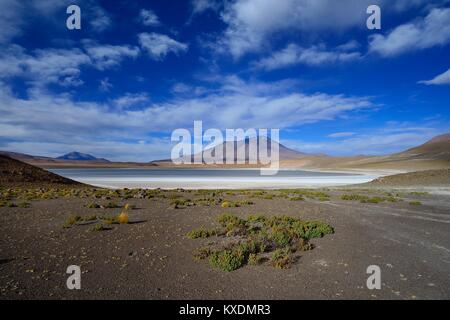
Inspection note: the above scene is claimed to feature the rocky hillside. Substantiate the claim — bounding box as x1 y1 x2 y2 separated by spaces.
0 155 83 187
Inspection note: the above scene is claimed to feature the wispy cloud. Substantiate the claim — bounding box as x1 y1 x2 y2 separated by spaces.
327 132 356 138
369 8 450 57
419 67 450 85
89 5 112 32
138 33 188 60
285 122 449 156
99 78 113 92
139 9 160 26
113 93 150 109
0 0 24 44
83 41 140 70
254 43 361 70
0 76 376 160
0 42 139 88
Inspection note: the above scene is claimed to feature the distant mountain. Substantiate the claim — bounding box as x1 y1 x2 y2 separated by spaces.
1 133 449 171
174 136 306 164
57 152 110 162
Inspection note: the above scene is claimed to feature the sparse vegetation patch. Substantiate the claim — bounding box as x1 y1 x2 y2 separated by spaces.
187 213 333 272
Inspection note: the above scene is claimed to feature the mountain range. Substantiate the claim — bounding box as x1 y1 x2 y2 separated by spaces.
0 133 449 171
56 152 110 162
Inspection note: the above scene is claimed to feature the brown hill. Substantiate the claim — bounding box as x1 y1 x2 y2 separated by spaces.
283 134 450 171
392 133 450 160
0 155 83 187
364 169 450 187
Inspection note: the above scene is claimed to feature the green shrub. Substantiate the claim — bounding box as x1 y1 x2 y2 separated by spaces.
193 247 213 261
271 248 293 269
270 226 292 247
186 228 216 239
187 214 333 272
63 215 82 228
90 224 107 232
341 194 369 201
248 253 262 265
409 201 422 206
17 202 30 208
102 202 120 209
292 220 334 239
217 214 246 230
209 249 245 272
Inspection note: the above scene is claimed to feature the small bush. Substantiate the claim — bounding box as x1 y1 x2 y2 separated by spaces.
186 228 216 239
248 253 262 265
271 248 293 269
409 192 428 196
409 201 422 206
270 226 292 247
221 201 239 208
63 215 82 228
193 247 213 260
103 217 117 224
124 203 136 210
86 203 100 209
209 249 246 272
17 202 30 208
341 194 368 201
102 202 120 209
91 224 107 232
117 212 129 224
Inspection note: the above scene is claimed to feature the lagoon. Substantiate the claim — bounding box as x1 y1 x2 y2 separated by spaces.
49 168 379 189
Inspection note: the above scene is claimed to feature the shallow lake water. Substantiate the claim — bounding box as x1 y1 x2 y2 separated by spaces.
49 168 379 189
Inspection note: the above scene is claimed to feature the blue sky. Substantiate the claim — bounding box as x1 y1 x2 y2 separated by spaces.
0 0 449 161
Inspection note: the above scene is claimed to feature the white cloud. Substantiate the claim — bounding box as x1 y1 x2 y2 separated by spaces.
83 41 140 70
254 43 361 70
113 93 150 109
0 45 91 87
99 78 113 92
369 8 450 57
419 68 450 85
90 6 112 32
213 0 445 58
191 0 221 15
285 124 447 156
327 132 356 138
218 0 382 58
0 0 24 44
138 33 188 60
0 77 376 160
140 9 160 26
0 42 139 87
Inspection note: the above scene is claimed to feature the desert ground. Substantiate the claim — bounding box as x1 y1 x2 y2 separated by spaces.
0 186 449 300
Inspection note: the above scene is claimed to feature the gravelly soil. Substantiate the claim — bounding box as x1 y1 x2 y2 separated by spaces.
0 190 449 300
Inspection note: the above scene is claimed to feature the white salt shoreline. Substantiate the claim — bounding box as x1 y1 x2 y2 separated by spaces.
70 173 382 189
